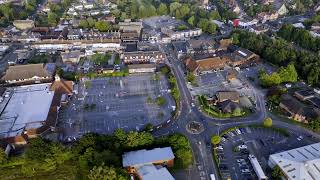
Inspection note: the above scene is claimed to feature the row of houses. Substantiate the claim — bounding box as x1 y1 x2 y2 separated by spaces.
279 89 320 123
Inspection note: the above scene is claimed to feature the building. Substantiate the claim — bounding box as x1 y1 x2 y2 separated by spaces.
249 154 267 180
224 46 260 67
0 84 55 144
308 97 320 108
123 51 165 64
13 20 35 30
184 56 226 75
257 12 279 23
119 19 143 34
161 27 202 41
50 75 74 106
2 63 54 85
186 39 216 55
122 147 175 180
279 95 320 123
216 91 240 103
172 41 188 59
128 64 156 74
61 51 84 63
121 32 140 42
218 100 241 113
268 142 320 180
136 165 174 180
294 89 315 101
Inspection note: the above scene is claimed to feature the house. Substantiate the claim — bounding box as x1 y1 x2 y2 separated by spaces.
276 4 288 16
216 91 240 103
184 56 226 75
0 84 56 144
186 39 216 55
121 32 140 42
119 19 143 34
61 51 83 63
218 99 241 113
217 39 232 51
104 15 116 24
2 63 54 85
172 41 187 59
13 20 35 30
268 142 320 180
224 46 260 67
257 12 279 23
307 97 320 109
161 27 202 41
260 0 274 5
123 51 165 64
279 95 320 123
249 25 269 34
226 69 238 81
122 147 175 180
67 29 82 40
128 64 156 74
294 89 315 101
50 75 74 106
311 22 320 31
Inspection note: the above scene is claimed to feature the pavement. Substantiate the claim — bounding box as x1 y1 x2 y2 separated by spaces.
153 43 320 180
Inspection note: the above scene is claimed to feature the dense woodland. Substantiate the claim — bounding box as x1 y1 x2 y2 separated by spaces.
0 131 193 179
231 30 320 86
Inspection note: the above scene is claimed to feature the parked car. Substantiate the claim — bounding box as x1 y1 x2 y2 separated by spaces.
241 169 250 174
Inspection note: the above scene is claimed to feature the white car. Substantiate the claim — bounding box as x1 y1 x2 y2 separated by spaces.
216 146 223 150
236 159 245 163
236 129 241 135
191 103 195 107
297 135 303 141
241 169 250 174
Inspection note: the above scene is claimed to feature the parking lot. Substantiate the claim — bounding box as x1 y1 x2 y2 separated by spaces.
216 126 318 180
190 69 256 103
58 73 175 139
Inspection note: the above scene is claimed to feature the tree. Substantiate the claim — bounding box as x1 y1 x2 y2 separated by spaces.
158 3 168 15
79 19 89 28
156 96 166 106
232 108 242 116
211 135 221 145
263 118 273 127
0 148 7 164
144 123 154 132
48 12 58 26
187 16 195 26
272 165 283 180
206 23 217 34
88 165 127 180
197 18 209 32
95 21 111 32
208 11 221 20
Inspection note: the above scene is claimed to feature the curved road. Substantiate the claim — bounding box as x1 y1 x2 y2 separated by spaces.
153 44 320 180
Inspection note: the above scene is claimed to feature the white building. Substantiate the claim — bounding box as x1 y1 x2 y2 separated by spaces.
249 154 267 180
0 84 54 138
268 142 320 180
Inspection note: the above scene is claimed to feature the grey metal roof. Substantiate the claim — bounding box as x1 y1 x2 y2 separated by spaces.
122 147 175 167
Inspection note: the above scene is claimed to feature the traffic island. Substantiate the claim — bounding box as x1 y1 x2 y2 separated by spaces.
186 121 204 134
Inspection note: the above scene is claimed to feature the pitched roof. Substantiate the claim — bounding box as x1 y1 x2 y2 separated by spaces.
218 99 241 113
197 57 226 71
50 79 73 95
217 91 240 102
184 57 198 72
122 147 175 167
137 165 175 180
2 64 52 81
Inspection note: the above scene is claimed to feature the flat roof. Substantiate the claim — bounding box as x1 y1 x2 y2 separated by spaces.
0 84 54 138
269 142 320 180
249 154 267 179
137 165 175 180
122 147 174 167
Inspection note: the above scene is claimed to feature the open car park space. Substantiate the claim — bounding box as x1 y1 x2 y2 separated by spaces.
216 126 318 180
58 73 175 140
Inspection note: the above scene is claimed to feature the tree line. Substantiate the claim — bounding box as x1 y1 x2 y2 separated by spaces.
278 24 320 53
231 30 320 86
0 130 193 179
259 64 298 87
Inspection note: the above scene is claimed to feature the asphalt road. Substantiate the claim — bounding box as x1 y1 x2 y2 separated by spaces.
154 43 320 180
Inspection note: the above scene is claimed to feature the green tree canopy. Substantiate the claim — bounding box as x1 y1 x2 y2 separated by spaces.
158 3 168 15
211 135 221 145
263 118 273 127
88 165 128 180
